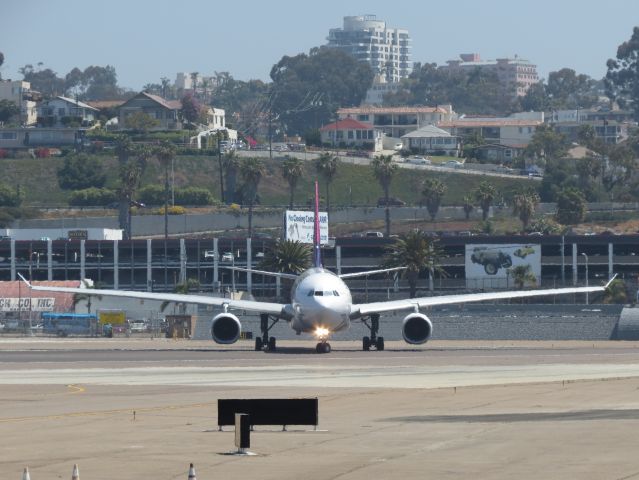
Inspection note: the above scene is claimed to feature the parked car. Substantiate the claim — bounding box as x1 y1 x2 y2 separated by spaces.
393 142 403 151
365 231 384 238
408 156 431 165
220 252 234 262
128 320 147 333
377 197 406 207
443 160 463 168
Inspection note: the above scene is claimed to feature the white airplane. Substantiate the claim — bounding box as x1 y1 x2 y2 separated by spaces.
20 182 612 354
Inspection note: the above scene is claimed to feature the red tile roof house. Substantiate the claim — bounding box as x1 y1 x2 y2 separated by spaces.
319 118 383 151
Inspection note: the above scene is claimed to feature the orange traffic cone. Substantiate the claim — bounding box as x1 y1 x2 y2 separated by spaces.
71 464 79 480
22 467 30 480
188 463 196 480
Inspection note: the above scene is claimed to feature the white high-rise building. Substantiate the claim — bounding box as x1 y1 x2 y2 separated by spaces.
327 15 412 82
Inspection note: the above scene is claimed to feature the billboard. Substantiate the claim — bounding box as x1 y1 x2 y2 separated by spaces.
465 244 541 289
0 297 55 311
284 211 329 244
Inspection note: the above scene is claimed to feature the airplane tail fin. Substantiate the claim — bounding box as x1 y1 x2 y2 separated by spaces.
314 180 322 268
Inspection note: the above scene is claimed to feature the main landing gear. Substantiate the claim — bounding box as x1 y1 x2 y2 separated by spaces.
255 313 279 352
362 313 384 351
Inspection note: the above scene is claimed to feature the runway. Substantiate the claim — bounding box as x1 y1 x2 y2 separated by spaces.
2 339 639 479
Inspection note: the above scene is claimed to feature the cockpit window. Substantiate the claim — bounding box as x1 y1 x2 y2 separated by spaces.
333 290 339 296
314 291 324 296
308 290 339 297
307 290 314 296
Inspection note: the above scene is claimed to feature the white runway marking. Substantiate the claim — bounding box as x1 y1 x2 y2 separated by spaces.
1 363 639 389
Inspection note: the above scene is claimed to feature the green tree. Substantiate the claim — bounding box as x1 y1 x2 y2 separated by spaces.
280 156 304 209
57 154 106 190
606 26 639 120
314 153 338 213
270 47 374 134
518 82 552 112
372 154 398 236
421 178 447 221
546 68 598 109
556 187 586 225
474 181 497 221
512 190 540 231
462 194 474 220
0 100 19 124
0 184 21 207
508 265 537 290
239 157 265 238
525 124 569 162
124 111 159 132
383 230 444 297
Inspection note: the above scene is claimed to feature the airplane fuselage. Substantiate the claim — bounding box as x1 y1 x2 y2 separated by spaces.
289 268 353 338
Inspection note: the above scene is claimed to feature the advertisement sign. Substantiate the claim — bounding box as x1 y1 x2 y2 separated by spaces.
284 211 329 244
465 244 541 288
98 310 126 325
0 297 55 311
68 229 88 240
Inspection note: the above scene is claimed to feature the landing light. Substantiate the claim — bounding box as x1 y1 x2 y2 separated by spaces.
313 327 330 339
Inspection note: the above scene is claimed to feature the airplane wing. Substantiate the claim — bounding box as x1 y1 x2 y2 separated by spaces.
352 277 615 317
222 266 299 280
18 275 287 316
339 267 406 279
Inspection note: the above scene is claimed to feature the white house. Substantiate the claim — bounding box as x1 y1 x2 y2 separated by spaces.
38 96 99 127
0 80 39 126
401 125 461 156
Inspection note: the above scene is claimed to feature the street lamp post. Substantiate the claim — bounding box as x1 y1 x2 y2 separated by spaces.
581 252 589 304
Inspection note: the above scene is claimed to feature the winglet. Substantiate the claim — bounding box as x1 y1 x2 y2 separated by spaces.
17 273 31 288
604 273 618 289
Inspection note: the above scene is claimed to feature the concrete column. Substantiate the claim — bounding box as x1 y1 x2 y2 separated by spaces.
246 237 252 294
146 239 152 291
47 239 52 281
276 276 281 300
113 240 119 289
80 240 85 280
179 238 186 284
213 238 219 291
572 243 577 286
336 246 342 276
10 239 15 281
608 242 614 279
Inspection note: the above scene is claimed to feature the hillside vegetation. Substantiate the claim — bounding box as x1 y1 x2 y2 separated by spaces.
0 154 536 208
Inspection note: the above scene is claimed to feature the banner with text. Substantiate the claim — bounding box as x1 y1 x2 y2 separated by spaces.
0 297 56 311
285 211 329 244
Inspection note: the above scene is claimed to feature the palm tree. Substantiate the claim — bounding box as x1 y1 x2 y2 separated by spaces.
603 278 627 304
474 181 497 221
372 154 398 236
462 194 474 220
114 135 135 235
239 157 265 238
508 265 537 289
512 190 540 232
383 230 444 297
280 156 304 209
314 153 338 213
161 278 200 314
153 141 177 243
223 149 240 204
421 178 447 221
119 145 151 239
260 239 311 300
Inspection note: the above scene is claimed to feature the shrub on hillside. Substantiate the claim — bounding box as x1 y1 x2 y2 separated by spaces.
68 188 117 206
138 185 216 206
57 153 106 190
155 205 186 215
0 184 21 207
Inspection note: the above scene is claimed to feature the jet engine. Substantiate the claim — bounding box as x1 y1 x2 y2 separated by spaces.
402 313 433 344
211 312 241 344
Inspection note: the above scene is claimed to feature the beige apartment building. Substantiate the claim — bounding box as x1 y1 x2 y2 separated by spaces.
0 80 39 126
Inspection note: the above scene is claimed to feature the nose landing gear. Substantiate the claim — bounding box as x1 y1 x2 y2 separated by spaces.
362 314 384 351
316 342 331 354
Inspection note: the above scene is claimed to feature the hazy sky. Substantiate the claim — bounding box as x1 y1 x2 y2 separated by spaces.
2 0 638 91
